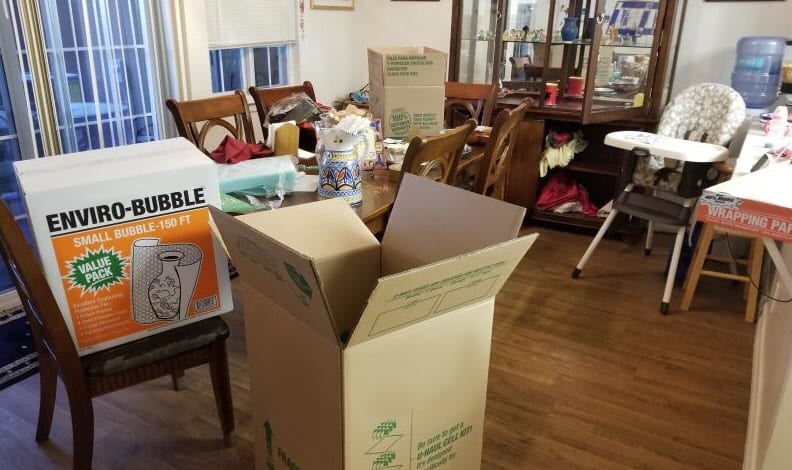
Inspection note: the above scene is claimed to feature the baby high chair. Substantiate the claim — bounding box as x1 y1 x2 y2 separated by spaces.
571 83 746 314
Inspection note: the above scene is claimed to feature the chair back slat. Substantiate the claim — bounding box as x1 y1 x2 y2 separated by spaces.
0 200 83 375
166 90 254 155
400 119 476 186
444 82 497 127
473 99 532 199
248 81 317 138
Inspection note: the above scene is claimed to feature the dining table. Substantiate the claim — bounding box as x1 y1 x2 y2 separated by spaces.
279 169 397 235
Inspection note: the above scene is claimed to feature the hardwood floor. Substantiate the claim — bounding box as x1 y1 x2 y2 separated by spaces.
0 226 755 469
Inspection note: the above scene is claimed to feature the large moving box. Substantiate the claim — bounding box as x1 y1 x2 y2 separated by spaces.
368 46 447 138
15 138 233 355
211 174 537 469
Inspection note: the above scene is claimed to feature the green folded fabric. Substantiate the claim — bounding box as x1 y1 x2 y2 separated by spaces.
219 192 259 213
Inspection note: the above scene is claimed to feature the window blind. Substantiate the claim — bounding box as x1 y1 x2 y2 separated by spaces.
205 0 297 49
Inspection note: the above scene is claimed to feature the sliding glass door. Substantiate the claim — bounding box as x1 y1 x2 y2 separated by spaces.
0 0 165 294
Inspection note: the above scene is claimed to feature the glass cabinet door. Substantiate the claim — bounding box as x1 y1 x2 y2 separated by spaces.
583 0 666 122
450 0 504 84
500 0 597 117
450 0 673 124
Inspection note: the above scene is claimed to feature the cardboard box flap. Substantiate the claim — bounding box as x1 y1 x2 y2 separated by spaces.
703 164 792 208
14 138 210 192
234 198 381 339
381 173 526 275
209 206 339 344
347 234 538 347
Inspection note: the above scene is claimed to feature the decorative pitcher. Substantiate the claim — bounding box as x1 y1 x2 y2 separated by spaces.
316 127 369 206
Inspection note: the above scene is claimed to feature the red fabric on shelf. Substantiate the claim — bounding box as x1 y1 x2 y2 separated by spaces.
209 135 273 164
536 171 599 216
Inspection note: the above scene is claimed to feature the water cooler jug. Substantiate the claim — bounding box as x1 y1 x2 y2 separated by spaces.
731 36 786 108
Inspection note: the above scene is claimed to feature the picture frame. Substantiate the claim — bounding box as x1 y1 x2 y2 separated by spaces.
310 0 354 10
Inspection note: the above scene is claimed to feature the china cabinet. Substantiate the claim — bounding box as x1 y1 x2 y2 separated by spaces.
450 0 678 123
449 0 680 229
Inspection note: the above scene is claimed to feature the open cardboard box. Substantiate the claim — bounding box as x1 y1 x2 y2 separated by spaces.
210 174 537 469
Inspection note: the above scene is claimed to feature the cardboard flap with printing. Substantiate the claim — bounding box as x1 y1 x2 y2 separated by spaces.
235 198 381 339
347 234 537 347
381 173 526 275
209 206 339 344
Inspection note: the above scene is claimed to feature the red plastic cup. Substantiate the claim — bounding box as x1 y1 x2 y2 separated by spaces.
568 76 584 97
544 83 559 106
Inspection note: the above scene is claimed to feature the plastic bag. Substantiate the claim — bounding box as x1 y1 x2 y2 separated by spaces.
265 92 322 125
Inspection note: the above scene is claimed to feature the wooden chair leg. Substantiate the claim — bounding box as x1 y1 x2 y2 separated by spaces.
681 223 715 310
208 340 235 447
35 354 57 443
65 384 95 470
171 370 185 391
744 237 764 322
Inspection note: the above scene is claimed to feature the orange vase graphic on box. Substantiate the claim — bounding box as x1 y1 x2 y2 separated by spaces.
131 238 203 324
149 251 184 320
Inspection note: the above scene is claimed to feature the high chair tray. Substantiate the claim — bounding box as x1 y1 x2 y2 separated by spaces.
605 131 730 163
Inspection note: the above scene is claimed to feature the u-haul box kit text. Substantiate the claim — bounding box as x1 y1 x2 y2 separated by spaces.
15 138 233 355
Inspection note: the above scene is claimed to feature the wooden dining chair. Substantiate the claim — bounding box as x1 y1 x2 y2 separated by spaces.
399 119 476 187
0 198 235 469
249 82 316 130
473 98 532 200
165 89 254 155
248 81 318 150
444 81 497 128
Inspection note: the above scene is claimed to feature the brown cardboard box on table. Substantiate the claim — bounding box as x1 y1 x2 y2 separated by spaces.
368 46 447 139
210 174 537 469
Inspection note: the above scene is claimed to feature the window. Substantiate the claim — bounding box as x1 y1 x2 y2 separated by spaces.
209 44 290 93
204 0 297 93
0 0 164 293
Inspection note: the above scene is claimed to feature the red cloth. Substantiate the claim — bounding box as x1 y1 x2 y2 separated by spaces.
536 171 599 217
209 135 272 164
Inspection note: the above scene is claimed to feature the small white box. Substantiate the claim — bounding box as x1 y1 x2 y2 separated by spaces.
211 174 536 469
15 138 233 355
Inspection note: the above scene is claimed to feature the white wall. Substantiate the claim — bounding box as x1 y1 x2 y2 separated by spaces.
172 0 452 104
300 0 453 105
671 0 792 97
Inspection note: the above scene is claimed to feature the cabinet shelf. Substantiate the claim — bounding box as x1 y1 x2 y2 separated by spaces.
599 43 654 50
531 209 605 229
461 37 496 43
502 39 592 46
566 159 621 176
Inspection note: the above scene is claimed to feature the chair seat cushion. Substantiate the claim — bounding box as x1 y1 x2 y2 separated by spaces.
82 317 230 377
614 190 692 227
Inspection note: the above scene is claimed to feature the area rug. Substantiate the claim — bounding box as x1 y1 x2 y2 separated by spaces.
0 306 38 391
